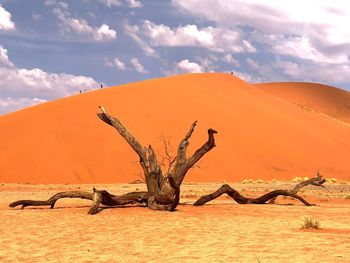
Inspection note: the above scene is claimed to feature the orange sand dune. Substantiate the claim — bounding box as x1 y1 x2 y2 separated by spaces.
255 82 350 124
0 73 349 183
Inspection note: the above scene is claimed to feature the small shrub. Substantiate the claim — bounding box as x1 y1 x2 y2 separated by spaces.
241 179 253 184
326 178 338 184
255 179 265 184
292 177 302 182
301 216 320 229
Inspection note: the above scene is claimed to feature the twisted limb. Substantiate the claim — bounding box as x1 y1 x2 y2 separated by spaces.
194 172 325 206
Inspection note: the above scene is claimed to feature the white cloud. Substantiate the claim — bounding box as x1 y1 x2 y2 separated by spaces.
273 59 302 78
252 33 349 65
0 46 99 114
44 0 55 5
0 97 47 114
172 0 350 65
126 0 142 8
130 58 148 74
172 0 350 41
230 70 262 83
162 56 218 76
141 20 255 53
113 58 127 70
223 54 239 66
51 2 117 41
172 0 350 87
123 21 158 57
0 66 99 100
274 58 350 84
246 58 259 70
142 20 213 46
196 55 218 72
176 59 203 73
0 45 14 67
94 24 117 41
100 0 142 8
100 0 123 7
0 4 16 31
245 57 281 82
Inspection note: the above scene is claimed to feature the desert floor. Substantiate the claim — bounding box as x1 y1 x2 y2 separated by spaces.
1 181 349 263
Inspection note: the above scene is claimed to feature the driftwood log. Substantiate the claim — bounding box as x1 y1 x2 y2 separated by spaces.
9 107 217 214
193 173 326 206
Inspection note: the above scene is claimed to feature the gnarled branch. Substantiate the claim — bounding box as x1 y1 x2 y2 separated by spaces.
187 129 217 169
88 188 102 215
9 189 150 213
97 106 148 176
9 191 93 210
173 127 217 186
194 173 326 206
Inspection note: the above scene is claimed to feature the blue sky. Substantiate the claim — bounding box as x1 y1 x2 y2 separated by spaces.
1 0 350 114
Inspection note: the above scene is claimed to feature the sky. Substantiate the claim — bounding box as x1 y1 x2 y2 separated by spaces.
1 0 350 114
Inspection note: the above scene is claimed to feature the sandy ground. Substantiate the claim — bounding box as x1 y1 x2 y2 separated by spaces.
1 181 350 262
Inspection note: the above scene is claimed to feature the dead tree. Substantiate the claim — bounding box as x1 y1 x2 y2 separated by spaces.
193 173 326 206
9 107 217 214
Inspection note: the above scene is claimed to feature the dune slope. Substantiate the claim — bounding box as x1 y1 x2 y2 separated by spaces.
255 82 350 124
0 73 349 183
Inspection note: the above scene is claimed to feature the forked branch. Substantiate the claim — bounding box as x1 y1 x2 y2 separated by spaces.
187 129 217 168
173 127 218 185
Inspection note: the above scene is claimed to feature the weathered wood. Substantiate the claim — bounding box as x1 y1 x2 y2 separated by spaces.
97 107 150 188
193 174 326 206
172 127 217 186
168 175 180 211
88 188 102 215
9 191 93 210
9 106 217 214
9 189 152 211
147 144 163 193
290 171 325 194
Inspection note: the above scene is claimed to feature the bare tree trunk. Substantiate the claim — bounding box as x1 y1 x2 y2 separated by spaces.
193 173 326 206
9 106 217 214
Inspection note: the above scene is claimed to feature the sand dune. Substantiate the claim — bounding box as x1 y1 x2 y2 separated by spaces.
255 82 350 124
0 73 349 183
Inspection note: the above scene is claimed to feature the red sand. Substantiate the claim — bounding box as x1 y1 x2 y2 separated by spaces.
0 73 349 183
255 82 350 124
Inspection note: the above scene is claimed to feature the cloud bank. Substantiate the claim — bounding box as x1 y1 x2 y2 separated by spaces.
0 46 99 114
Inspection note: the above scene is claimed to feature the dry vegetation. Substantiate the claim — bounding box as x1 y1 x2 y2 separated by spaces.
301 216 321 229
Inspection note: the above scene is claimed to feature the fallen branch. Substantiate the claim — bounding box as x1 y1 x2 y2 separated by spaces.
193 173 326 206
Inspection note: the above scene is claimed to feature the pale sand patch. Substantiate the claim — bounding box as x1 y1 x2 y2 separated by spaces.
1 183 349 262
